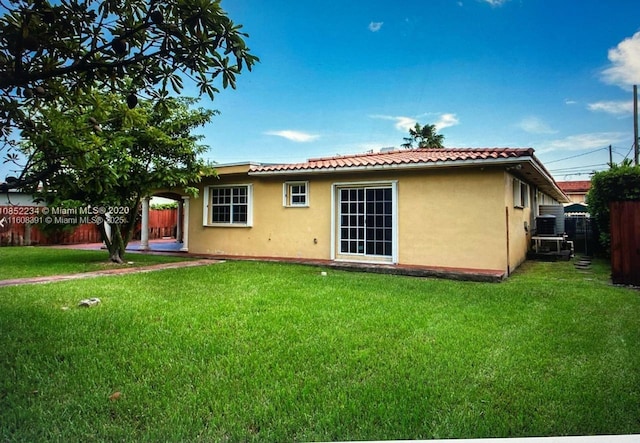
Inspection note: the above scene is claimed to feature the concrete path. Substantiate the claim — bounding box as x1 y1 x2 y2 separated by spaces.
0 259 221 288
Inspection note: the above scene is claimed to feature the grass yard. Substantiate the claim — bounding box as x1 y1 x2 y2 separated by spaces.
0 246 191 280
0 256 639 441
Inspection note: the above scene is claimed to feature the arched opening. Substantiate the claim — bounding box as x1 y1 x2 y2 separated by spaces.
132 191 190 252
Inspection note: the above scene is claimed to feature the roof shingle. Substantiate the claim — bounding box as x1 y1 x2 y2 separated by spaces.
251 147 535 173
556 180 591 193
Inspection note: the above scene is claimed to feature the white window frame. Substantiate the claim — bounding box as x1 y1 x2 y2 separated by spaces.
202 184 253 227
513 178 529 209
330 180 398 264
283 181 309 207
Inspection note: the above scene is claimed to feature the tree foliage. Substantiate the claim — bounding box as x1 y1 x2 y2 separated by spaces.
21 91 216 262
400 123 445 149
0 0 257 189
587 160 640 253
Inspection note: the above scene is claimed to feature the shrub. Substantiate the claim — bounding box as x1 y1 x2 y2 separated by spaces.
587 160 640 253
150 202 178 210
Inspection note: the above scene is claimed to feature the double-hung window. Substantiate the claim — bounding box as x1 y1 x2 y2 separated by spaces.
283 181 309 207
513 178 529 209
205 185 252 226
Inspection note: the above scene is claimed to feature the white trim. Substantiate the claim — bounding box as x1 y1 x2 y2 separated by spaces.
212 161 263 168
180 196 190 252
140 196 150 250
203 183 253 227
332 179 400 187
391 180 398 261
202 186 210 226
331 180 398 264
513 178 529 209
330 186 336 260
527 158 569 202
282 181 310 207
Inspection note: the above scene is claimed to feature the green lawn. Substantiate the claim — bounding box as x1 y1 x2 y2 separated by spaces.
0 246 190 280
1 256 639 441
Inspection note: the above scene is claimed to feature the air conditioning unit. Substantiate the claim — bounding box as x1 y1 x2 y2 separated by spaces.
539 205 565 235
536 214 557 236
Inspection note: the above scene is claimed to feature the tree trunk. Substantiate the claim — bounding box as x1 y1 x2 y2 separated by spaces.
109 225 127 263
97 201 140 263
109 248 124 264
98 221 125 263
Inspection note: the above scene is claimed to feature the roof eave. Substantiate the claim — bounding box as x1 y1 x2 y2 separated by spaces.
249 156 527 176
249 154 570 203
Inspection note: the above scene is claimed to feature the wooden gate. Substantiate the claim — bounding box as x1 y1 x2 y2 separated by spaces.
610 201 640 286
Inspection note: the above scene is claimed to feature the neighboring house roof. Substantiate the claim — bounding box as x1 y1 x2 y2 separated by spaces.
249 147 570 203
0 190 44 206
556 180 591 194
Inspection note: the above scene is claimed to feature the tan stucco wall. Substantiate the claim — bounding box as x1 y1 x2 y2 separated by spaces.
567 193 587 204
189 173 332 259
187 167 529 273
396 168 507 271
505 174 532 273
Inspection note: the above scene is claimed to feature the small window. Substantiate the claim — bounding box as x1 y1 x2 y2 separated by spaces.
283 181 309 207
205 185 252 226
513 178 529 208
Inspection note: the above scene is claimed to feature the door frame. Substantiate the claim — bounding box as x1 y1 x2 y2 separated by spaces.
330 180 398 264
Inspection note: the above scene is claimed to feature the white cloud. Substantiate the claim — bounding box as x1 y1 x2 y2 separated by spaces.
368 21 383 32
587 100 633 116
564 99 577 105
370 115 417 131
480 0 510 6
517 116 557 135
371 113 459 132
601 31 640 89
434 113 460 130
264 130 319 142
546 132 627 151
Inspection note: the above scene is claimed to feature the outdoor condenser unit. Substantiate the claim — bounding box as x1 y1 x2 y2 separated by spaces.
535 214 557 236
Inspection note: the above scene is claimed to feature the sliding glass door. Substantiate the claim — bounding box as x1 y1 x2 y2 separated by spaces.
338 186 393 257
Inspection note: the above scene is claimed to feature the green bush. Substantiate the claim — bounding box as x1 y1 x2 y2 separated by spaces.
150 202 178 210
587 161 640 253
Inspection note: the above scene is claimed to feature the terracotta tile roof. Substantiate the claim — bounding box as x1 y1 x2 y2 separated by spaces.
251 148 535 173
556 180 591 193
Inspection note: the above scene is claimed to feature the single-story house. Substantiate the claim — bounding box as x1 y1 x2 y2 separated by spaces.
171 148 569 279
556 180 590 205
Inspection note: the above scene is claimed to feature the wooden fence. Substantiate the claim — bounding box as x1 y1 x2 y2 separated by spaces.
146 209 178 239
0 207 178 246
610 201 640 286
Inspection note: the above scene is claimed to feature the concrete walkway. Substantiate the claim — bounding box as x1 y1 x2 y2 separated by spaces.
53 238 184 253
0 258 220 288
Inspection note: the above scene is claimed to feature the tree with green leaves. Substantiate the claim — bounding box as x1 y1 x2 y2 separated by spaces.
400 123 445 149
0 0 257 190
21 91 215 262
587 159 640 254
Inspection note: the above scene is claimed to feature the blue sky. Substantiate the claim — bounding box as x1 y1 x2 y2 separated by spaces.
2 0 639 183
192 0 640 181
